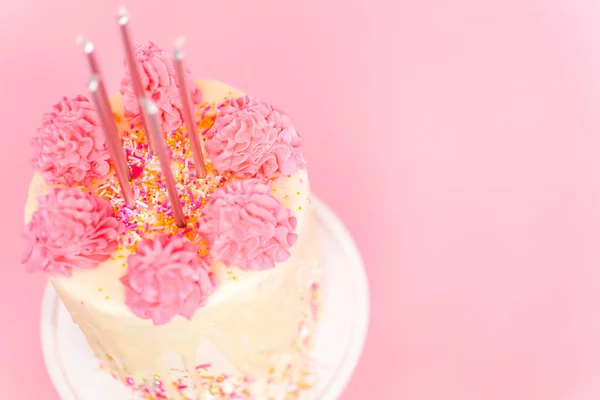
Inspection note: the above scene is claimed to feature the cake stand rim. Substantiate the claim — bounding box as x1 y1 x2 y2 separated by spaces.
311 197 371 399
41 280 77 400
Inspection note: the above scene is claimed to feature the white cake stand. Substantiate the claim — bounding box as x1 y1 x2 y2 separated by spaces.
41 198 370 400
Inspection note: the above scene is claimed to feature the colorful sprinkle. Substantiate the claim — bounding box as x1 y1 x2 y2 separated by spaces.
97 104 230 251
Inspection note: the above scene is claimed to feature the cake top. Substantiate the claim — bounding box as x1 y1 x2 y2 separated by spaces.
23 39 307 325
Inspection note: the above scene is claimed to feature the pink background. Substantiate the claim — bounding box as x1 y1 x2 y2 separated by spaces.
3 0 600 399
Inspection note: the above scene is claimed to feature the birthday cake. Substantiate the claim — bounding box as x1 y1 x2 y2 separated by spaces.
22 11 320 400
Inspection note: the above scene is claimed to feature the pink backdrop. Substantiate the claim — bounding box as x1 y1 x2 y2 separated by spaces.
3 0 600 399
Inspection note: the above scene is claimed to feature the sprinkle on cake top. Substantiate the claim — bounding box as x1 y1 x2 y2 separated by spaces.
100 104 228 251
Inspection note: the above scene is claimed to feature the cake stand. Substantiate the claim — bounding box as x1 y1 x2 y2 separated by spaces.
41 198 370 400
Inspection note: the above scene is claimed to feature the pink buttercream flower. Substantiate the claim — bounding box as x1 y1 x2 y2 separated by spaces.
120 41 201 132
199 179 298 271
22 188 124 277
121 235 218 325
205 96 306 179
31 96 110 186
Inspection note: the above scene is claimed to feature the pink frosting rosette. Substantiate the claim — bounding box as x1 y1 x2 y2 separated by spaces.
121 235 218 325
120 41 201 132
22 188 124 277
205 96 307 179
31 96 110 186
199 179 297 271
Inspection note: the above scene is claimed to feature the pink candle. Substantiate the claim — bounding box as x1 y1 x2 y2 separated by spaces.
140 99 187 228
117 6 154 151
174 39 207 179
76 36 101 76
89 75 136 209
78 37 131 180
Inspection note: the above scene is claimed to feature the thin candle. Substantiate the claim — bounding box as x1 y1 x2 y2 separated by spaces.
77 36 131 180
140 99 187 228
76 35 101 75
117 6 154 151
174 37 207 179
89 75 136 209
